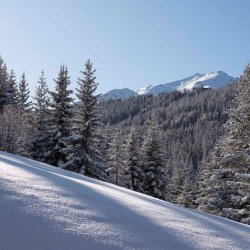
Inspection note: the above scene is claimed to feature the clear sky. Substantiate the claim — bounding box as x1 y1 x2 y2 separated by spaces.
0 0 250 95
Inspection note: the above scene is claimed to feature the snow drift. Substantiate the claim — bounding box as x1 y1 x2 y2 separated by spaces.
0 151 249 250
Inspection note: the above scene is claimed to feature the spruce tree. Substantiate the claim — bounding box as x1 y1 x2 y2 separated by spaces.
18 72 32 111
198 65 250 225
32 71 51 161
34 71 50 118
66 59 106 180
124 126 144 192
142 114 166 199
47 65 74 167
7 69 18 105
0 56 8 112
107 128 126 185
176 159 197 208
168 155 186 203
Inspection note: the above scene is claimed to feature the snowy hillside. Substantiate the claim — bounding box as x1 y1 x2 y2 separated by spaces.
1 151 249 250
100 71 235 101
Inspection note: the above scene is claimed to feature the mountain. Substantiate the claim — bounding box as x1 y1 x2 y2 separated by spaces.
100 71 235 101
1 151 250 250
178 71 235 92
99 88 137 102
135 73 203 95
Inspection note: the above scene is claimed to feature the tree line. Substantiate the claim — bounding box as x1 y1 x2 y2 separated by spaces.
0 57 105 178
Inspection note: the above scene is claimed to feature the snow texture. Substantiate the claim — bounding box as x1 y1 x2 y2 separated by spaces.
0 151 249 250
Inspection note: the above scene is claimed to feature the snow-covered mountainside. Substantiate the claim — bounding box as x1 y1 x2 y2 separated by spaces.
135 84 154 95
99 88 137 102
100 71 235 101
0 151 249 250
178 71 235 92
136 73 204 95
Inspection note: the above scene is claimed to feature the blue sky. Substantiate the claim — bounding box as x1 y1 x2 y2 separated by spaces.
0 0 250 95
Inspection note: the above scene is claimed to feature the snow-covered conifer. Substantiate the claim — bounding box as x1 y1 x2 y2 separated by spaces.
168 156 186 203
18 72 32 111
107 128 126 185
47 66 74 167
7 70 18 105
66 60 106 180
198 64 250 225
32 71 51 161
0 57 8 112
124 126 144 192
177 159 197 208
142 114 166 199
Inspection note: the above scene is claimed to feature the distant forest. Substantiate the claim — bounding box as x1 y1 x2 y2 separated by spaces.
0 56 249 225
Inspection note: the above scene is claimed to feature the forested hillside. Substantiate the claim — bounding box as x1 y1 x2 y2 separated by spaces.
101 84 237 205
0 55 249 225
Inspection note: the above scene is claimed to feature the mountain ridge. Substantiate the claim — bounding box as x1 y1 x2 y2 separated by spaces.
100 71 235 101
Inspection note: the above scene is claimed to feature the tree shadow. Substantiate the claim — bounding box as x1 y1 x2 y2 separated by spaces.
0 153 194 250
1 152 250 249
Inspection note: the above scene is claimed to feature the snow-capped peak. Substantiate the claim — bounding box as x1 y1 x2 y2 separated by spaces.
135 84 154 95
178 71 234 92
99 71 235 101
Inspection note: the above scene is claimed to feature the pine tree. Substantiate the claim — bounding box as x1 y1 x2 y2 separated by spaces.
198 65 250 225
107 128 126 185
17 72 34 156
0 56 8 112
18 72 32 111
142 114 166 199
168 155 186 203
66 59 106 180
7 69 18 105
34 71 50 119
124 126 144 192
32 71 51 161
176 159 197 208
47 65 74 167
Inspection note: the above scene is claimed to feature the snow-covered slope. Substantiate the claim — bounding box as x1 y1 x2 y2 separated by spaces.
136 73 204 95
1 151 249 250
100 71 235 101
137 71 235 95
135 84 154 95
178 71 235 92
99 88 138 101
